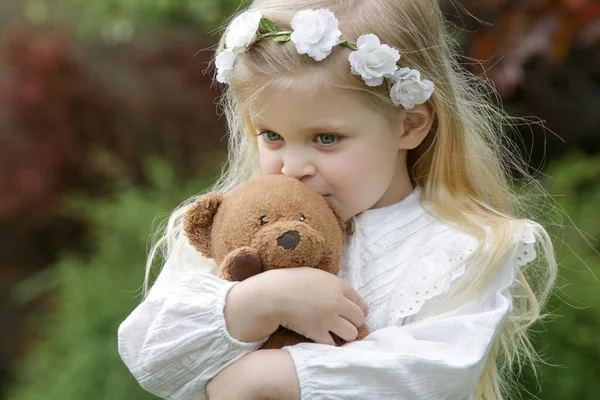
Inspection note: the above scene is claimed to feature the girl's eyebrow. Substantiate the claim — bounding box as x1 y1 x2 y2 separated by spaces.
254 121 352 134
301 122 350 133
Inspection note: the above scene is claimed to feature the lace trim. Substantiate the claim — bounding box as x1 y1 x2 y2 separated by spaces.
387 233 478 324
387 221 539 325
513 221 538 268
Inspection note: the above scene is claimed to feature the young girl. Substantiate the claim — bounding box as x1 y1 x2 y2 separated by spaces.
118 1 557 399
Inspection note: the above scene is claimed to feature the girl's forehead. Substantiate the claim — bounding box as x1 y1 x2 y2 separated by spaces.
255 69 335 101
249 86 364 131
248 73 373 127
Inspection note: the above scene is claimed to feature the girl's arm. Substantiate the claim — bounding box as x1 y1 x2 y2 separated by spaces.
206 350 300 400
117 241 276 400
204 254 521 400
203 225 542 400
206 276 515 400
274 248 527 400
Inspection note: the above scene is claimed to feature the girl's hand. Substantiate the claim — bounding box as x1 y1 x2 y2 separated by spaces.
224 267 368 346
206 350 300 400
260 267 369 346
224 274 282 343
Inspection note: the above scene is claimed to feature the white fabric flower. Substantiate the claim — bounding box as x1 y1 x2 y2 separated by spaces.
290 9 342 62
215 49 237 84
225 10 263 52
389 67 434 109
348 34 400 87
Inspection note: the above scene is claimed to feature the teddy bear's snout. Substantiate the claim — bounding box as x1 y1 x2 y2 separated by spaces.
252 222 325 269
277 230 301 250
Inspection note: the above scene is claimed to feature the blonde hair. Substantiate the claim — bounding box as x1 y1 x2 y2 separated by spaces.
145 1 557 398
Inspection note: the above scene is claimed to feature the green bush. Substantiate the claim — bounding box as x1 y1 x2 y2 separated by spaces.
520 152 600 399
6 160 216 400
24 0 244 41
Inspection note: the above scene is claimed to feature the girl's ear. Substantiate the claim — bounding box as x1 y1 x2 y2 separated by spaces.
184 192 223 258
397 103 435 150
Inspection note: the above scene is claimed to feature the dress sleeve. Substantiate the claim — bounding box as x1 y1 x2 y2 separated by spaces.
282 222 538 400
117 240 267 400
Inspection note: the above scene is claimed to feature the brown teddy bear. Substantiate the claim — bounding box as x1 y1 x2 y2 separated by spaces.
184 175 369 349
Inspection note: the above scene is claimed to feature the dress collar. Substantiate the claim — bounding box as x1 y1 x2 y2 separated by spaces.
356 186 425 231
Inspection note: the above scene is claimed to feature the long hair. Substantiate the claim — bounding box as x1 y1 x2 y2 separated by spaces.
145 1 557 398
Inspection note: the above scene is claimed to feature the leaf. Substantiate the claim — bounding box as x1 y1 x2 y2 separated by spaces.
272 34 291 42
339 40 357 50
260 18 278 34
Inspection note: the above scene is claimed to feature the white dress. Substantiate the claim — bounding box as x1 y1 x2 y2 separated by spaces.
117 187 538 399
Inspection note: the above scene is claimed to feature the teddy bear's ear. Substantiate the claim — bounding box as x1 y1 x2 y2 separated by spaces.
326 200 354 237
184 192 223 258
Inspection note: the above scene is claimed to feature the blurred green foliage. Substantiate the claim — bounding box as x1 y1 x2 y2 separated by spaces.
520 153 600 399
6 160 216 400
24 0 245 41
5 154 599 399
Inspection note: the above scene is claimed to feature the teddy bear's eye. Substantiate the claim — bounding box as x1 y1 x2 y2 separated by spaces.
259 216 268 226
299 214 306 222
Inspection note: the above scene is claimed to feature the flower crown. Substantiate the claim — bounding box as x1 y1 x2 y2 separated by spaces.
216 8 434 110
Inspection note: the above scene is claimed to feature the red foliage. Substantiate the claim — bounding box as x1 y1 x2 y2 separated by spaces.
442 0 600 168
0 26 226 233
0 25 227 391
0 27 119 231
452 0 600 97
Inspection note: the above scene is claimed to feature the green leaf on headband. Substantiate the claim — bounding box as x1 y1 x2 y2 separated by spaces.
260 18 278 34
339 40 358 51
272 34 291 42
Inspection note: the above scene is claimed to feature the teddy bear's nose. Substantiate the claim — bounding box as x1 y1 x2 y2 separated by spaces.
277 230 300 250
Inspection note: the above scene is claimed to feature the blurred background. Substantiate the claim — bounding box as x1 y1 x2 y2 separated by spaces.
0 0 598 399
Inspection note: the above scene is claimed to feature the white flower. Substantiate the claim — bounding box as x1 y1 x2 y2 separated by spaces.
215 49 237 84
348 34 400 87
225 10 263 52
389 67 435 109
290 9 342 62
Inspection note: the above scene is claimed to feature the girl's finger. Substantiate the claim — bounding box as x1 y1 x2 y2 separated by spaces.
343 285 369 316
340 299 366 328
331 317 359 343
312 330 337 346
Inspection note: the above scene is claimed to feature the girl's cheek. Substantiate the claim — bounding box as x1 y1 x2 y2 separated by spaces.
259 152 282 175
338 155 367 179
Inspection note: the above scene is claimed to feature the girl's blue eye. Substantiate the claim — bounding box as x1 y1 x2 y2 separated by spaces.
263 131 282 142
317 134 338 145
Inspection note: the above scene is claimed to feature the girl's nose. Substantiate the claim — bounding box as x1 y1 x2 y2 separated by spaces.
281 151 316 180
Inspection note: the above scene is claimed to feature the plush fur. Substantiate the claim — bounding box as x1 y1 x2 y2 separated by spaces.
184 175 369 349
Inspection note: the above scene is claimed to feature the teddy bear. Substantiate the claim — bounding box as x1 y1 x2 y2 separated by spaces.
184 174 370 349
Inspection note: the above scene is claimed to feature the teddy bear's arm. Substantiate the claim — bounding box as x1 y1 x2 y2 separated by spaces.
219 247 264 282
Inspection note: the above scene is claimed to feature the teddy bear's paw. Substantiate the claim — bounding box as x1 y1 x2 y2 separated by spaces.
228 251 263 281
329 323 370 347
260 327 311 350
356 323 371 340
